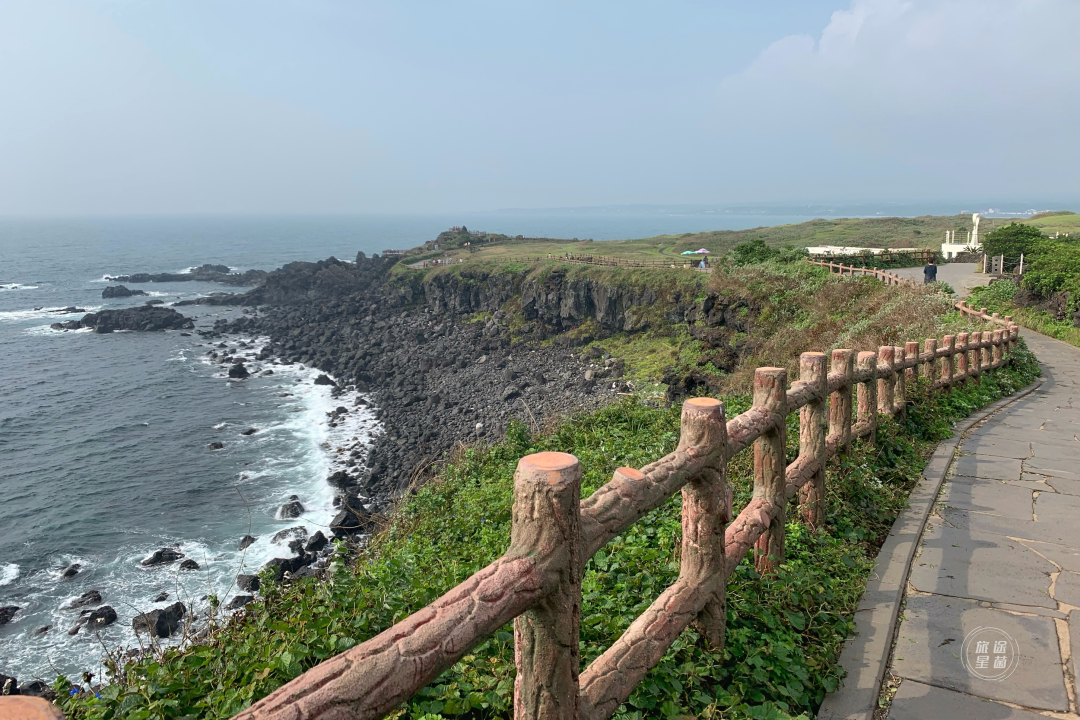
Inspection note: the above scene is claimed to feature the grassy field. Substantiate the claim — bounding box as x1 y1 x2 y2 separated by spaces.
1021 210 1080 237
409 212 1076 268
428 215 1022 266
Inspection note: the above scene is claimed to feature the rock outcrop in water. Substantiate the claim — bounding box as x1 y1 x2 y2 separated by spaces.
107 263 267 287
141 547 184 566
132 601 186 638
51 306 195 333
101 285 148 299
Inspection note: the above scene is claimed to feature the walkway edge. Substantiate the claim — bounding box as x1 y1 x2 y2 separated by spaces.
816 375 1046 720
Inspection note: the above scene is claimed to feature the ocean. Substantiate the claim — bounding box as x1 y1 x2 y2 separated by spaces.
0 207 1001 682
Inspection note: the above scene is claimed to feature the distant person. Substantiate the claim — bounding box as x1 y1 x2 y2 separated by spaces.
923 258 938 284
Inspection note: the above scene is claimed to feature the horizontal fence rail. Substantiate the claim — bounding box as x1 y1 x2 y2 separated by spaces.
235 264 1021 720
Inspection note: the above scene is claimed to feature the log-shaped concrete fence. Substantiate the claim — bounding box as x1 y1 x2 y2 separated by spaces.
234 275 1022 720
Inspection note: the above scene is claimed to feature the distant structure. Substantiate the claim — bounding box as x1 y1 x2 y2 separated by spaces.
806 246 920 256
941 213 982 259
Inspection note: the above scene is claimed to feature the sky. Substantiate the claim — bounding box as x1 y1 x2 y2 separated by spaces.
0 0 1077 215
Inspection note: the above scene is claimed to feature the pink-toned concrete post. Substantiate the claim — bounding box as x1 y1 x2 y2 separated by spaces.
753 367 788 575
877 346 895 415
855 351 878 440
798 353 828 528
992 329 1004 366
513 452 582 720
828 349 854 455
904 341 919 382
922 338 937 382
956 332 969 384
892 346 906 414
679 397 729 649
940 335 955 386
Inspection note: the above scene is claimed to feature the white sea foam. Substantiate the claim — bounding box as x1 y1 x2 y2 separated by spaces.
24 325 93 336
0 306 101 323
0 563 18 586
0 283 40 291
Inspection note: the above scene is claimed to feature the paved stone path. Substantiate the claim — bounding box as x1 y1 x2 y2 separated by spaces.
886 330 1080 718
891 262 991 299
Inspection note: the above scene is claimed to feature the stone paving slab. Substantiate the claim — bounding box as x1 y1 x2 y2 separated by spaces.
891 594 1068 711
1020 538 1080 572
888 680 1050 719
907 522 1055 608
1052 571 1080 607
942 506 1080 547
939 477 1035 520
951 455 1025 481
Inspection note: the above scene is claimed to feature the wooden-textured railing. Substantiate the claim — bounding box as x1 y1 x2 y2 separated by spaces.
234 266 1021 720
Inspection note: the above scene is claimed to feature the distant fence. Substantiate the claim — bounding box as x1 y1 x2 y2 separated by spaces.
809 249 936 268
482 254 707 270
811 259 1021 328
233 265 1019 720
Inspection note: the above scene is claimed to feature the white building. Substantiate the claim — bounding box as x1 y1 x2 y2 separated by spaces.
941 213 982 259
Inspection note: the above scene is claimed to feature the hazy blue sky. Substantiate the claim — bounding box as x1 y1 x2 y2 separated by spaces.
1 0 1077 215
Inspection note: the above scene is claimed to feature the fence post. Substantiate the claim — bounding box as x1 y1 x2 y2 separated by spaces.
753 367 788 575
992 329 1004 366
512 452 582 720
892 345 906 414
856 351 878 441
828 349 854 455
798 353 828 529
940 335 955 387
980 331 992 371
922 338 937 382
956 332 969 384
969 331 982 381
678 398 729 650
904 341 919 381
877 346 895 415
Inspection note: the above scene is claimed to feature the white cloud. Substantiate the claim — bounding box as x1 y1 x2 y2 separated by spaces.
713 0 1080 200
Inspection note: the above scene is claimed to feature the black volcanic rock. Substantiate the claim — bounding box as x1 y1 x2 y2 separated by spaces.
141 547 184 566
208 441 224 450
82 605 117 630
238 535 256 551
228 363 250 379
304 531 328 553
61 563 82 579
179 559 200 571
278 497 304 518
107 264 266 287
236 574 260 592
132 601 186 638
0 606 18 625
51 306 194 333
330 506 371 538
68 590 102 609
313 374 336 386
226 595 255 610
102 285 148 299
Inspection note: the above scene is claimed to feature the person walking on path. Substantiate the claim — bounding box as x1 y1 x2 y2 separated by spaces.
923 258 938 284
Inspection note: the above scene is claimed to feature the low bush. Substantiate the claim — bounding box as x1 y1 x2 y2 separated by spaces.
58 344 1040 720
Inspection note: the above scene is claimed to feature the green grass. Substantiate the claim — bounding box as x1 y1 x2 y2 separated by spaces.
1022 210 1080 237
968 280 1080 349
58 345 1041 720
